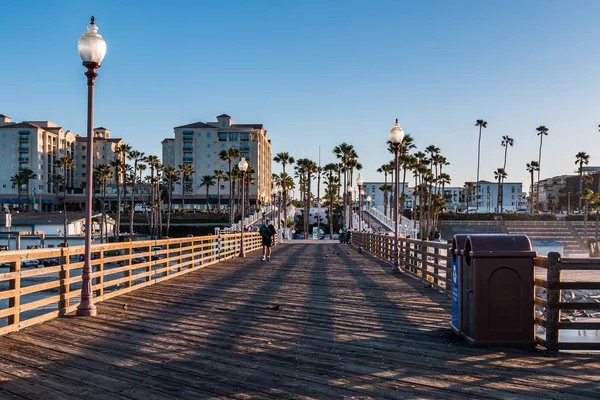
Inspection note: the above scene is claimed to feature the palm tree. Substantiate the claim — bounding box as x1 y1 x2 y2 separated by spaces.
580 186 595 244
500 135 514 210
220 147 240 223
213 169 225 211
179 163 195 212
278 172 294 228
273 152 295 237
19 168 37 211
127 150 145 236
10 173 25 210
49 174 66 241
535 125 549 212
475 120 488 211
200 175 216 210
493 168 507 213
526 161 540 213
575 151 590 211
145 155 161 239
464 182 475 213
94 164 113 243
163 166 179 237
109 158 125 239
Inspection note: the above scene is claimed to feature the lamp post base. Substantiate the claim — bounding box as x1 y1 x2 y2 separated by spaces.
392 264 402 274
238 251 245 258
76 302 97 316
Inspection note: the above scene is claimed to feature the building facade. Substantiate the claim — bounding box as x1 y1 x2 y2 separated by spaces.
164 114 272 209
0 114 126 210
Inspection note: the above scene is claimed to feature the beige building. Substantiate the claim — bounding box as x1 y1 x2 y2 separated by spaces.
72 127 125 189
0 114 125 211
163 114 272 209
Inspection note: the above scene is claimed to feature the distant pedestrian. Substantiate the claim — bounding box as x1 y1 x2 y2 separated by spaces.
259 218 276 261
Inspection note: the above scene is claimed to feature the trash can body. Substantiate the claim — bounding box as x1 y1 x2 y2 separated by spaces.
450 234 469 336
461 234 536 346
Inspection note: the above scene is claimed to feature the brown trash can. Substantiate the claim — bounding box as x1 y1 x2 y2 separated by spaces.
461 234 536 346
450 234 470 336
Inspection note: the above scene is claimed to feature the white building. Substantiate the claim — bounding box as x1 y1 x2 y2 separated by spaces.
164 114 272 210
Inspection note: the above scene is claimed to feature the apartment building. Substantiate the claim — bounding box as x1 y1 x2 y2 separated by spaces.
0 114 125 210
163 114 272 209
72 127 125 190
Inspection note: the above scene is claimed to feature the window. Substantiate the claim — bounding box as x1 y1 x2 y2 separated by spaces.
196 154 202 159
218 133 227 141
241 133 249 141
206 164 211 169
197 164 202 170
206 154 211 159
207 144 211 149
197 143 202 149
230 133 238 141
197 132 201 137
1 133 4 138
220 144 226 149
206 132 212 138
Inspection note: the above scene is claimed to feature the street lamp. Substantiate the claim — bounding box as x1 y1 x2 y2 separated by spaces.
277 185 282 234
356 175 364 251
347 185 353 229
389 119 405 273
238 157 249 257
76 16 106 317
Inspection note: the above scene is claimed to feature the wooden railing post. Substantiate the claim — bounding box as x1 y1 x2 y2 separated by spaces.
433 247 440 285
8 260 20 327
96 249 105 297
546 252 562 351
59 248 70 313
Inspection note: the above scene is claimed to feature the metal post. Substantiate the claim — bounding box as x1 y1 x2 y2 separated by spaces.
358 184 363 252
392 145 400 273
76 62 99 316
239 171 246 257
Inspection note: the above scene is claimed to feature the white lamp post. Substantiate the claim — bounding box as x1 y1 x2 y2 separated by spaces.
356 175 364 251
76 17 107 317
238 157 249 257
389 119 405 273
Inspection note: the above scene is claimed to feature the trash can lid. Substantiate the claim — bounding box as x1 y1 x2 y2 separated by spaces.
451 234 470 255
465 234 537 258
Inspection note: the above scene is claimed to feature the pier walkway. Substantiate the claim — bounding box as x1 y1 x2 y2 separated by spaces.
0 242 599 399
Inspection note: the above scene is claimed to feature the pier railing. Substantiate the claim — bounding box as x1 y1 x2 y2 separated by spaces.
0 232 263 336
355 232 451 293
355 233 600 351
534 252 600 351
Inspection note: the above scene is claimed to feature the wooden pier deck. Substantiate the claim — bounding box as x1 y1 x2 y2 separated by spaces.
0 242 599 399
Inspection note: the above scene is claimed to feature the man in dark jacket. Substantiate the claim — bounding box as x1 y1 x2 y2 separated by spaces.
259 218 276 261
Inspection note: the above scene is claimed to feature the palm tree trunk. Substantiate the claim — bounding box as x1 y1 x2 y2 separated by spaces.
217 178 221 211
537 136 543 212
167 176 172 237
579 166 583 211
129 163 137 236
476 125 482 212
530 171 534 214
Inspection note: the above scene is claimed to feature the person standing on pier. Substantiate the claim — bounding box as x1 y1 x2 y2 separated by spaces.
260 218 276 261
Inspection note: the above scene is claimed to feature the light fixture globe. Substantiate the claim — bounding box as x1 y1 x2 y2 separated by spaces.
356 174 363 187
367 195 372 202
238 157 249 172
347 185 353 193
389 118 405 144
78 17 107 65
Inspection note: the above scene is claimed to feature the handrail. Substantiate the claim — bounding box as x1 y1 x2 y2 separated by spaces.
0 232 263 336
353 232 451 293
534 252 600 351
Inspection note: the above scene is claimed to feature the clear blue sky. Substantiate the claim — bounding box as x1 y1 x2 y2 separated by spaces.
1 0 599 190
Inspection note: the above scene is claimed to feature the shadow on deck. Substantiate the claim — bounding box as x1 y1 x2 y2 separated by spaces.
0 243 599 399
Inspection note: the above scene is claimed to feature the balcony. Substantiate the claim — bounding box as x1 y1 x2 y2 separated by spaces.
182 157 193 163
183 135 193 142
18 145 29 151
18 157 29 163
183 145 193 151
18 135 29 142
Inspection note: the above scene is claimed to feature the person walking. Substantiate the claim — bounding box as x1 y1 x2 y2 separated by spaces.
259 218 276 261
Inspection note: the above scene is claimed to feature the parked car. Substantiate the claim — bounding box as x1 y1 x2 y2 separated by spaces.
132 256 147 264
42 258 60 266
21 259 40 268
151 246 165 260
